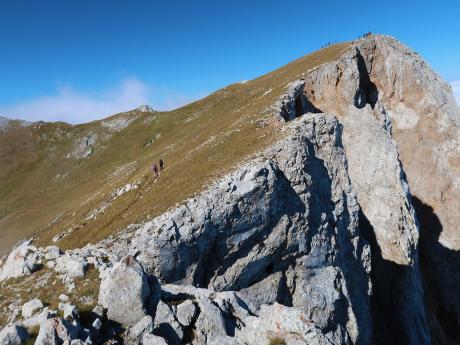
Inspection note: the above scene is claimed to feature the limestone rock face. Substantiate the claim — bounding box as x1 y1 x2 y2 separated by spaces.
292 35 459 344
357 37 460 252
98 256 152 326
137 104 154 113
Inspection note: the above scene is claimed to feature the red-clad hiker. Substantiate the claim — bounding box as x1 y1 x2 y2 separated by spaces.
152 163 159 178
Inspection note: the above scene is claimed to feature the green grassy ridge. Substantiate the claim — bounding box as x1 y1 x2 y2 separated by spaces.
0 41 352 254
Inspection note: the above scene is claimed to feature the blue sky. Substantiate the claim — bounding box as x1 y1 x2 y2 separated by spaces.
0 0 459 123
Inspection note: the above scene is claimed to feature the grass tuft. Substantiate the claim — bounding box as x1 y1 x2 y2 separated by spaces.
268 336 287 345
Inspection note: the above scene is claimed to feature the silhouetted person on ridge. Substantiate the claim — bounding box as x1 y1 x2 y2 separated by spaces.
159 159 164 171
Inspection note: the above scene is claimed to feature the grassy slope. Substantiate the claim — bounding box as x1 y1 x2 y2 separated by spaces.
0 42 351 255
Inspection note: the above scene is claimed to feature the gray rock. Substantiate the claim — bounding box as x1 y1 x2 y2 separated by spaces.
0 240 41 281
34 317 79 345
70 340 85 345
59 294 70 303
46 261 56 269
208 336 244 345
44 246 62 260
55 253 88 279
91 318 102 331
128 315 153 339
137 105 154 113
153 300 183 345
299 36 434 344
142 333 168 345
91 306 104 319
235 303 334 345
20 308 53 329
175 300 196 326
238 272 283 311
194 297 227 343
98 256 151 326
0 325 29 345
58 303 79 322
22 298 43 318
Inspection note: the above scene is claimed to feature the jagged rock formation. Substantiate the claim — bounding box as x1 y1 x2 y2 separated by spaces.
104 114 373 344
285 35 459 345
0 35 459 345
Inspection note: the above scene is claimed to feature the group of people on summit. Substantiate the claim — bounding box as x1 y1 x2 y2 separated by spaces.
359 32 372 38
322 32 372 49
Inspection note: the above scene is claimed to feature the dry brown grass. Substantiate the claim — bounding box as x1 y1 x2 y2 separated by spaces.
268 336 287 345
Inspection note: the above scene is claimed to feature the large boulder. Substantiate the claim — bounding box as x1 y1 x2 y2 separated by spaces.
98 256 152 326
20 308 52 330
300 37 434 345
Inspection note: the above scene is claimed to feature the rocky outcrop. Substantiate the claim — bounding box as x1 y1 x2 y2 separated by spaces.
137 104 154 113
285 35 459 344
100 113 373 344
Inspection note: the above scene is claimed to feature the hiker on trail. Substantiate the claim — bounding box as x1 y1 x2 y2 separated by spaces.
152 163 159 178
159 159 164 171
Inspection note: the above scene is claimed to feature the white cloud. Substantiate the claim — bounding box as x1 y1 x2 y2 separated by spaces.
0 78 204 124
451 80 460 107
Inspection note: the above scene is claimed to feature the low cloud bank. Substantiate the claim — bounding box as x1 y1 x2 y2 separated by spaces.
0 78 204 124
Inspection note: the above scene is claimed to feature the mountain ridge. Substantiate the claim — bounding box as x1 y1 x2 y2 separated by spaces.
0 34 459 345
